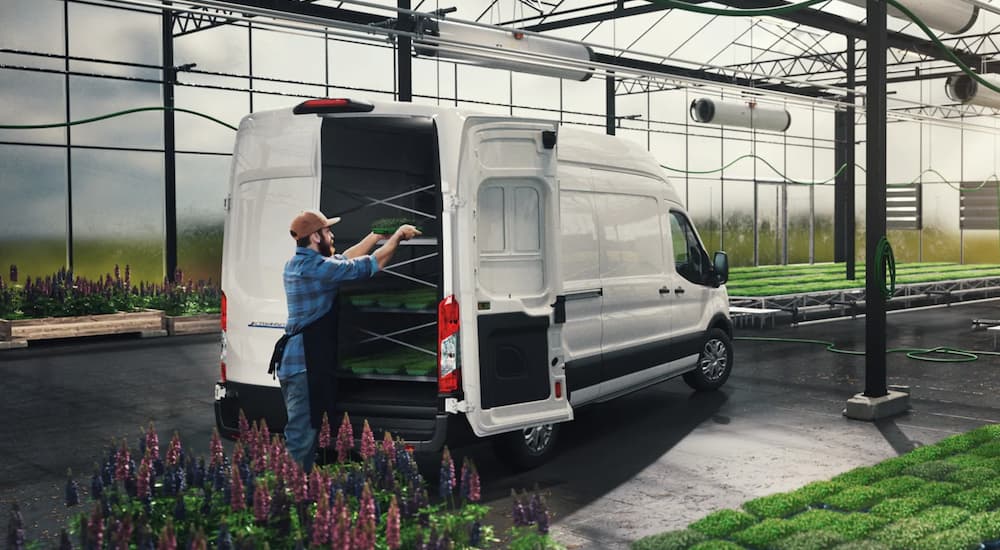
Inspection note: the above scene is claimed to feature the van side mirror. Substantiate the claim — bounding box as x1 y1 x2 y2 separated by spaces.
713 251 729 286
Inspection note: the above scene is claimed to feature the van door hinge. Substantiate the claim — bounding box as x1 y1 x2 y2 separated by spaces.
443 193 465 212
444 397 472 414
223 194 231 212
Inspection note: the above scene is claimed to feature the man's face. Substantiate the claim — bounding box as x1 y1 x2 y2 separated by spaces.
317 227 336 257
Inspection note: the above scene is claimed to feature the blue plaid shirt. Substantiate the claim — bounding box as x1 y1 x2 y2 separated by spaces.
279 247 379 381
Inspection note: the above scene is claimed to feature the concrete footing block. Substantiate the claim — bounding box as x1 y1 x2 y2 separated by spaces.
844 390 911 420
139 330 169 339
0 339 28 350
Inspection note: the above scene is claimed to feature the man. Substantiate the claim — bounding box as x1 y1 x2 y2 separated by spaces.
279 209 420 470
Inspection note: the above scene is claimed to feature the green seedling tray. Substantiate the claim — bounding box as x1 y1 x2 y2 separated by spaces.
371 217 423 235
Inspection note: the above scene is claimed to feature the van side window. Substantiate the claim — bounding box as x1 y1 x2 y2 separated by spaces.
669 211 709 284
596 193 663 278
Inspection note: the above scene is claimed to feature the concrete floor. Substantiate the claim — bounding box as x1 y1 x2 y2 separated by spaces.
2 299 999 548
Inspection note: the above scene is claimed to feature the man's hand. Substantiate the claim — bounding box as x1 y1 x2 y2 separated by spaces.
394 224 422 241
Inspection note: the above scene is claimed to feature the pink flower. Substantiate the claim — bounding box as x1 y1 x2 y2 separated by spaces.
386 495 401 549
232 442 244 466
331 492 349 550
166 432 182 467
157 522 176 550
115 440 131 482
468 463 481 502
253 481 270 523
230 468 245 512
360 482 375 525
291 465 307 504
382 431 396 466
361 420 376 461
145 422 159 460
238 410 251 443
210 428 224 469
136 458 151 499
309 469 323 503
319 412 331 449
310 490 330 547
336 412 354 463
88 505 104 549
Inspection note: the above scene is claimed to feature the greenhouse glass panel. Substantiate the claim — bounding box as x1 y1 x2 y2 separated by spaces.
886 121 921 183
0 145 67 281
457 65 510 106
722 179 754 266
687 178 722 257
688 134 722 175
69 76 163 150
68 2 160 69
512 72 560 111
0 0 64 55
814 184 834 262
71 149 164 283
0 69 66 145
177 154 229 284
175 22 249 76
963 230 1000 263
755 139 785 183
785 144 814 185
649 88 688 125
787 184 812 264
886 229 920 262
650 130 688 186
329 39 395 93
721 135 753 180
921 176 960 262
251 27 325 84
757 183 781 265
174 86 247 154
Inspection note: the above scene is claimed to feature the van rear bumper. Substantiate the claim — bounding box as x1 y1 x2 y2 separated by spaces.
214 380 454 452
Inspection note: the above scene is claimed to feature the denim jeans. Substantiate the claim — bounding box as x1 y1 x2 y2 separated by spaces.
279 371 316 472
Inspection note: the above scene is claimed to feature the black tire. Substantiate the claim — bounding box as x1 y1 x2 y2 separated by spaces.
683 328 733 392
494 423 560 471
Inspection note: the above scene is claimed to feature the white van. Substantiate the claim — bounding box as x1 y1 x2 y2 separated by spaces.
214 98 733 469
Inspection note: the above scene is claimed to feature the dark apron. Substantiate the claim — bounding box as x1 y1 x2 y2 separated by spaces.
302 296 339 430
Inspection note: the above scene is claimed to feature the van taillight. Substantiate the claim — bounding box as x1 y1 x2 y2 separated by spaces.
292 98 374 115
437 295 460 394
221 291 227 332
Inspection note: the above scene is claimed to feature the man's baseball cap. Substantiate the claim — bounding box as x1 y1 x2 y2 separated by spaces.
289 209 341 239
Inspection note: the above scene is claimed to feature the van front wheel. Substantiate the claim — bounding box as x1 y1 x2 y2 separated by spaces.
495 423 560 471
683 328 733 391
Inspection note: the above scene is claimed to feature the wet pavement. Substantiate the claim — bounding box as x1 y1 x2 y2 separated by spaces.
2 299 999 548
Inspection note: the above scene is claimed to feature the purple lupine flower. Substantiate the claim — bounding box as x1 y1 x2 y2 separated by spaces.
360 420 376 461
438 447 455 499
238 410 251 443
360 482 376 527
166 432 182 467
511 490 530 527
459 459 470 501
114 264 121 282
319 412 331 449
310 490 330 547
115 440 131 482
7 503 25 550
308 469 322 503
468 521 482 547
232 442 244 468
336 412 354 463
382 431 396 466
534 494 551 534
136 459 151 499
145 422 159 460
216 521 234 550
209 428 224 469
253 481 270 523
65 470 80 507
112 516 133 550
291 465 307 504
468 462 481 502
230 467 245 511
88 505 104 550
157 521 176 550
124 265 131 291
9 264 17 283
173 494 186 522
386 495 401 550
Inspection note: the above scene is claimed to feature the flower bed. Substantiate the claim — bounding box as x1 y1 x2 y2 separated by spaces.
0 309 166 343
632 424 1000 550
5 411 562 549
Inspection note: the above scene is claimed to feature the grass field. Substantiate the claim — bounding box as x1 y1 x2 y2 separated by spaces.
633 424 1000 550
727 263 1000 297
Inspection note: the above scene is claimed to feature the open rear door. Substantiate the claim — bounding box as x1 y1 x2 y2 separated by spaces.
459 118 573 436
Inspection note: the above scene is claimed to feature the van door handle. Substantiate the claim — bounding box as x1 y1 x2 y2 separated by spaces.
659 287 671 295
674 287 685 295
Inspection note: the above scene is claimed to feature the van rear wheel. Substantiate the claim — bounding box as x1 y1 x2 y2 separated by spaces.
683 328 733 391
494 423 560 471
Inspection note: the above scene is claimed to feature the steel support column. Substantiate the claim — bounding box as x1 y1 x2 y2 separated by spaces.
834 40 857 278
397 0 412 102
864 0 888 398
606 74 615 135
163 6 178 282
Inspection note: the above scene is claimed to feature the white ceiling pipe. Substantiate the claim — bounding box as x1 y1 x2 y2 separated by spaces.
839 0 978 34
690 98 792 132
945 73 1000 109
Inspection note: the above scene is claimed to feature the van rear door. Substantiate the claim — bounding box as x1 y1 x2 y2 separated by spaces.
459 118 573 436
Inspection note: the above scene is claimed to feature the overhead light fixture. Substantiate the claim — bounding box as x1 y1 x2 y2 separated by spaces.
945 74 1000 109
690 98 792 132
839 0 978 34
412 17 595 81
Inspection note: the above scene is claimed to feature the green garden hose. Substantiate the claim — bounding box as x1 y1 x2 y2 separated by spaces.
874 236 896 302
0 106 238 131
735 336 1000 363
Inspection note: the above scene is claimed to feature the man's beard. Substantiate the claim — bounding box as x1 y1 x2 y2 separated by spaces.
318 239 335 257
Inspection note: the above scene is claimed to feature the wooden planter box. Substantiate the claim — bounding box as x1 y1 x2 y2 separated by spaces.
0 310 166 347
164 313 221 336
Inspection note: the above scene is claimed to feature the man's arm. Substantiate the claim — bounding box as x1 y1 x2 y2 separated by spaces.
342 232 382 259
373 225 421 270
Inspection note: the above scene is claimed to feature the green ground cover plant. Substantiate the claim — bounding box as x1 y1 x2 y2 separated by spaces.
726 262 1000 297
631 424 1000 550
6 412 560 549
0 265 220 319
